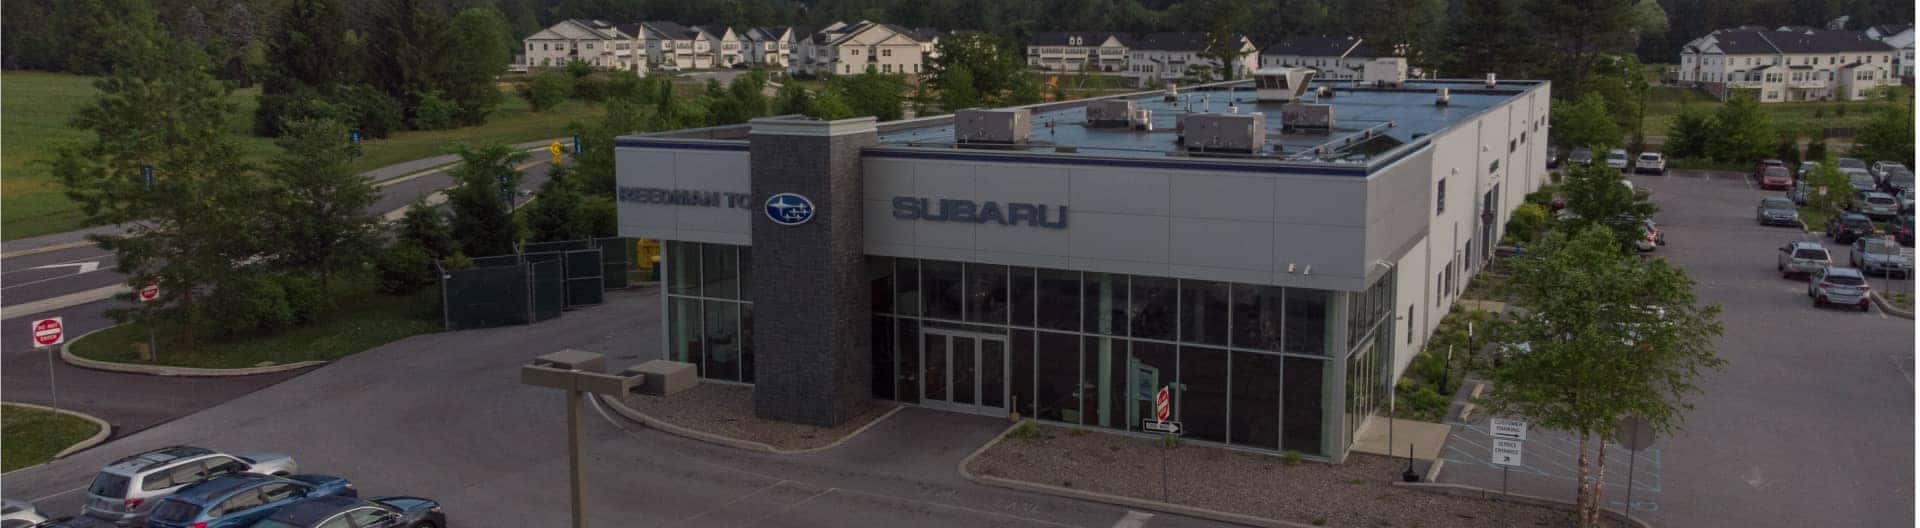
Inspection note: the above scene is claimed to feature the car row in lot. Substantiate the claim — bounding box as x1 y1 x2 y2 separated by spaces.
1809 265 1875 311
10 446 444 528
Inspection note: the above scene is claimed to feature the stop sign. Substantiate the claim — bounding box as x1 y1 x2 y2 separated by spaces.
139 282 159 303
1155 386 1171 421
32 317 64 347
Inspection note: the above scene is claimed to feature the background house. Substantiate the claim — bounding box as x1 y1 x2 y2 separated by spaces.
1259 36 1381 81
1123 33 1258 86
1678 27 1896 102
793 21 928 76
1866 24 1914 83
522 19 643 74
1026 32 1130 73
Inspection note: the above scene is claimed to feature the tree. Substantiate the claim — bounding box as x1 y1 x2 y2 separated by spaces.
255 0 362 136
175 6 212 45
444 143 529 257
810 87 857 120
524 164 594 242
526 71 573 112
1527 0 1642 96
940 64 980 111
398 198 456 260
219 3 260 85
927 33 1024 105
835 72 907 121
263 118 379 280
1803 159 1854 214
1484 224 1724 527
1559 163 1657 250
773 81 814 116
1443 0 1524 78
53 23 266 350
365 0 454 123
443 6 512 125
1706 93 1774 163
1663 108 1712 159
1851 103 1914 166
1189 0 1251 80
1550 94 1621 151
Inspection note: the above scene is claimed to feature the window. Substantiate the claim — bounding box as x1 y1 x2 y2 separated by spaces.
882 48 892 57
966 263 1009 323
1036 332 1081 423
347 508 392 526
1407 305 1416 344
315 514 355 528
219 489 267 515
924 261 963 320
1509 139 1517 153
1180 280 1229 346
203 457 247 478
1131 276 1177 340
1083 272 1127 336
1282 356 1326 454
259 483 300 503
1436 178 1447 215
1229 351 1282 449
1490 159 1501 174
851 48 861 56
1179 346 1229 443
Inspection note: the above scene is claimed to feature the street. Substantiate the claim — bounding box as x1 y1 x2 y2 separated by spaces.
1 289 1228 528
1436 168 1916 527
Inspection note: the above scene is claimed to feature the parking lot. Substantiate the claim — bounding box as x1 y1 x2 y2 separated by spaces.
1437 168 1914 527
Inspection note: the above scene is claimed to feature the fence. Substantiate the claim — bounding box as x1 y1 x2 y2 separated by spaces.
440 238 637 331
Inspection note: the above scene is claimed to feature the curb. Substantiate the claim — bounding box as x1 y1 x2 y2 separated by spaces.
61 326 327 377
1 284 129 320
596 393 904 455
0 240 96 259
1871 291 1914 319
956 421 1313 528
1 402 112 475
1389 481 1654 528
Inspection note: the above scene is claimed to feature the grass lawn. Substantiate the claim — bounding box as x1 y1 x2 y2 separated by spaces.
1 72 604 241
1799 206 1835 232
1642 85 1910 143
2 404 103 472
1888 292 1912 312
70 288 439 369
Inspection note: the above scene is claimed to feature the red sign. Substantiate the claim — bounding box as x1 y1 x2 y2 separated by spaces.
138 282 159 302
1155 386 1171 421
32 317 64 347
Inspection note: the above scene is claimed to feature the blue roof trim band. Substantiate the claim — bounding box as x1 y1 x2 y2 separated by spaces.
614 138 750 151
860 148 1370 176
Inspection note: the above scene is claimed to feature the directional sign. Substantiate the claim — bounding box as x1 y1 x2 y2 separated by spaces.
139 282 160 303
1155 386 1171 421
1143 420 1183 435
1491 438 1524 467
549 141 565 159
31 317 64 348
142 166 154 190
1490 418 1528 441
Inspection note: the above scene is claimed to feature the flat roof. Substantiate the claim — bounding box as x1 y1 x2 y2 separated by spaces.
876 79 1538 168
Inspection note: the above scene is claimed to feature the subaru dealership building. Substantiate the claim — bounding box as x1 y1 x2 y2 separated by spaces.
614 76 1550 460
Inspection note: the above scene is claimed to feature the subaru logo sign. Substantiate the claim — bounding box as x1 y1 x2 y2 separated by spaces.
765 193 815 226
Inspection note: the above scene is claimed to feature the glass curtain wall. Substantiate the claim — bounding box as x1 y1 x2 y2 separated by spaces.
870 256 1353 457
1342 275 1395 442
662 241 756 383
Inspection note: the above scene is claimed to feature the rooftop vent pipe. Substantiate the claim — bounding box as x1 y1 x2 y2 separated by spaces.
1485 73 1497 88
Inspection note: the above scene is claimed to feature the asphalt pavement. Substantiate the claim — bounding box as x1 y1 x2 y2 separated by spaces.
1436 168 1915 527
3 288 1228 528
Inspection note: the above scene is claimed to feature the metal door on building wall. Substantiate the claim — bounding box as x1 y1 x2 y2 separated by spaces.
920 329 1009 417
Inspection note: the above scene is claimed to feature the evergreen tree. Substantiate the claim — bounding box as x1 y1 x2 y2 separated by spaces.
263 118 380 281
256 0 362 136
1444 0 1524 78
444 6 513 125
1851 102 1914 166
444 143 530 257
525 164 594 242
1706 93 1775 163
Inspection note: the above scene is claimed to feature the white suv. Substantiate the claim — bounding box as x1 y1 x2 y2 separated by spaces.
81 446 297 527
1605 149 1630 171
1634 152 1666 174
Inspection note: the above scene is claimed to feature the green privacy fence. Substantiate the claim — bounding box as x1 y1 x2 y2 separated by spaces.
440 238 636 331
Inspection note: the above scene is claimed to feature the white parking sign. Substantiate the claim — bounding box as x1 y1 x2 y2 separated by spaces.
1490 418 1528 441
1492 438 1524 467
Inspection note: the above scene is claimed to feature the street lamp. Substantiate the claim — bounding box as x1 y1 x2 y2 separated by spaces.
520 350 646 528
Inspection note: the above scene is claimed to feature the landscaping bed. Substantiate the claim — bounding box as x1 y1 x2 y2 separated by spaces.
969 423 1623 527
69 289 437 369
620 383 896 451
3 404 104 472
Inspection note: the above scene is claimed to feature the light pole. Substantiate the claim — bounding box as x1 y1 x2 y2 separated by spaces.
520 349 646 528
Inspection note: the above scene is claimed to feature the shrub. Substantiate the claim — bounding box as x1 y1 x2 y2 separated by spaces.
1281 450 1303 466
1506 203 1549 244
378 244 435 294
1008 421 1042 440
564 60 594 78
207 274 293 335
526 71 572 112
327 84 403 139
604 71 646 101
574 72 612 102
412 91 459 130
273 273 330 324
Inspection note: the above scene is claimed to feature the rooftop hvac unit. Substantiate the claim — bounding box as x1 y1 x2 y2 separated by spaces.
1435 87 1451 106
1362 57 1408 87
1086 100 1137 128
1253 67 1317 102
1281 103 1335 130
1164 82 1179 102
1181 113 1267 154
1485 73 1497 87
955 108 1031 146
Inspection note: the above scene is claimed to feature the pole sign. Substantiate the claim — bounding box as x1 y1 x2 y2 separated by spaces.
139 282 160 303
1155 386 1171 421
142 166 154 191
1491 438 1524 467
1143 419 1183 435
350 130 361 143
1490 418 1528 441
549 141 565 160
572 134 583 154
31 317 64 348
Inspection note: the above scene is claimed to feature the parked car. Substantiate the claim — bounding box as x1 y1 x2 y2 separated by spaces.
1827 212 1877 243
1779 241 1833 278
1849 237 1913 278
82 447 298 527
1632 218 1665 252
1890 212 1914 246
1757 197 1800 226
1755 158 1786 174
1845 168 1879 192
1797 160 1820 179
143 474 354 528
250 496 445 528
1788 179 1811 205
2 499 48 528
1855 191 1901 219
1879 168 1914 194
1569 146 1594 166
1547 145 1560 168
1898 186 1916 213
1758 164 1794 190
1809 266 1873 311
1634 152 1665 174
1870 161 1907 180
1837 157 1868 171
1605 149 1630 170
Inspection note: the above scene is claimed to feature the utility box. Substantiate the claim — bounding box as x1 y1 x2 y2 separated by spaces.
627 360 697 396
1281 103 1336 130
1182 113 1267 154
955 108 1031 145
1085 100 1136 127
1362 57 1409 87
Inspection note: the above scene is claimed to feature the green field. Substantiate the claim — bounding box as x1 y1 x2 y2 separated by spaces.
2 404 103 472
1 72 604 241
70 287 439 369
1642 84 1909 144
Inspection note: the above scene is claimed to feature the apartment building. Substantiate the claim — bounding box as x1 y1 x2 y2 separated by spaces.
1258 36 1382 81
522 19 643 73
639 21 719 70
1866 24 1914 82
793 21 929 76
1026 32 1131 73
1679 26 1896 102
1123 33 1259 86
744 27 800 68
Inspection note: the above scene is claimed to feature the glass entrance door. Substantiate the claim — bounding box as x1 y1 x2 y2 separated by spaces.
920 330 1009 416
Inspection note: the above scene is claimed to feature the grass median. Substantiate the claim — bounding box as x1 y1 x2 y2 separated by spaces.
3 404 104 472
70 288 439 370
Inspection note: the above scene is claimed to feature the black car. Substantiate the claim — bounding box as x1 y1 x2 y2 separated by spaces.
1827 212 1876 244
1891 213 1915 246
249 496 443 528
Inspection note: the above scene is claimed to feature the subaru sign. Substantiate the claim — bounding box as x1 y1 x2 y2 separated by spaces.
765 193 815 226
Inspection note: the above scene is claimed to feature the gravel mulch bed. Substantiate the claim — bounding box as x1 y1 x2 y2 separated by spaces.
622 383 897 451
969 423 1625 528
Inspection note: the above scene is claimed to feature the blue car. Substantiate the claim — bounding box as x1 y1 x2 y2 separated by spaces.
143 474 355 528
248 495 446 528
